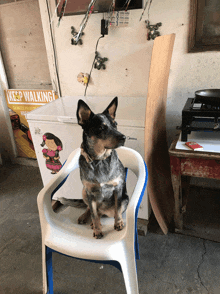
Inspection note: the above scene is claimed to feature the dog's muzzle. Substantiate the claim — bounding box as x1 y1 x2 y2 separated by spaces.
117 134 126 147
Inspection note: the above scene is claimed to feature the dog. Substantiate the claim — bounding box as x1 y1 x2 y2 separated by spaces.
76 97 129 239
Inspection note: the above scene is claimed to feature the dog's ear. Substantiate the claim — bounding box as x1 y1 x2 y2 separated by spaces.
76 100 94 126
103 97 118 120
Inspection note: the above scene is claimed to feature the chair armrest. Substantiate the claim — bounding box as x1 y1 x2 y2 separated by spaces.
37 148 81 223
125 162 147 235
117 147 147 237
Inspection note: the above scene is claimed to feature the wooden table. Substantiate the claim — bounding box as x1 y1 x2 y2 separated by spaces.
169 134 220 231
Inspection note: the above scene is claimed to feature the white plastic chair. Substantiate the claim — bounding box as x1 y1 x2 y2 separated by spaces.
37 146 148 294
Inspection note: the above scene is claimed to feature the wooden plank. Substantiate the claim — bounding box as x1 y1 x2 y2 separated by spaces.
144 34 175 234
170 155 183 230
188 0 198 52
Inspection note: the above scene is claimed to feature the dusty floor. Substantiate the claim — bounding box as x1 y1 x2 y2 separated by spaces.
1 163 220 294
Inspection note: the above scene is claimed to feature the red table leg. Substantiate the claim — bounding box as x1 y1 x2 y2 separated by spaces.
170 156 183 230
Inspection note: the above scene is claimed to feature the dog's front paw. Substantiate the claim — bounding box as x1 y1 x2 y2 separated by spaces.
93 229 104 239
114 220 124 231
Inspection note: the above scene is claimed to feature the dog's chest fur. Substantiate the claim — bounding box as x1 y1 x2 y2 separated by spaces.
79 149 125 200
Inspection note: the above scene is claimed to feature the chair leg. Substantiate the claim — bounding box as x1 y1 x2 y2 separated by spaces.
119 253 139 294
46 246 54 294
42 245 54 294
42 244 48 294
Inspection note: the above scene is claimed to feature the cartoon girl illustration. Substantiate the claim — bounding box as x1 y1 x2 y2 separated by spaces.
41 133 63 174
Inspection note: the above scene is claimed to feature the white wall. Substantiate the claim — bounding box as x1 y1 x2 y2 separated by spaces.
0 0 51 161
163 1 220 145
51 9 153 97
2 0 220 161
47 0 220 147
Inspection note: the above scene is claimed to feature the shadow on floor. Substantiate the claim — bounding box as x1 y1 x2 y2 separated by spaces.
148 185 220 243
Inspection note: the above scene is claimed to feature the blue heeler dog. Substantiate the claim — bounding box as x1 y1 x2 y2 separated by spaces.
76 97 129 239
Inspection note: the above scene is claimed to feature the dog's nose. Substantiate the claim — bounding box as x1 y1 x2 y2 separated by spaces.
121 135 126 141
118 135 126 143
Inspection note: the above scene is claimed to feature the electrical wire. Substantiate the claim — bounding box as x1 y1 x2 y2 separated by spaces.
122 0 131 11
74 0 97 44
139 0 149 21
57 0 68 27
139 0 153 21
148 0 153 20
50 0 62 25
107 0 115 27
84 35 104 97
124 0 132 11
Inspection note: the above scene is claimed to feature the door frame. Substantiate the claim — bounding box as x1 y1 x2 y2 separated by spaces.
0 51 18 159
38 0 62 97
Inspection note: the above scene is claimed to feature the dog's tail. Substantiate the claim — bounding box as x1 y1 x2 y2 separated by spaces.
58 198 87 208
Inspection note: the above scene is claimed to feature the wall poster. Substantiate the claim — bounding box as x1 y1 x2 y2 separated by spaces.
4 90 58 159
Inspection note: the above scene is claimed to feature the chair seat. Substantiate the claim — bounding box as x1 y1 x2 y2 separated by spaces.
45 206 128 261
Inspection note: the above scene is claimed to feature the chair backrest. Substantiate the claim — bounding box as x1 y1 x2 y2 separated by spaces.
61 146 145 180
117 147 145 178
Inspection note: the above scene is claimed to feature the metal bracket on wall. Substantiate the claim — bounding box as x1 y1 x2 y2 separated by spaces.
71 26 84 45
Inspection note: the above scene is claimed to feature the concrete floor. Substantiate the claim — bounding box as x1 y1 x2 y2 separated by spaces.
1 163 220 294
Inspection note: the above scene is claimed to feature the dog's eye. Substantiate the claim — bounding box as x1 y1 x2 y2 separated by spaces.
99 124 107 131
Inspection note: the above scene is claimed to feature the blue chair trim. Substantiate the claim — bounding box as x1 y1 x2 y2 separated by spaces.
46 246 54 294
134 161 148 260
125 167 128 181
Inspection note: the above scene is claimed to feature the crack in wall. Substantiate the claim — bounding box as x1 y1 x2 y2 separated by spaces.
197 239 209 293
